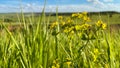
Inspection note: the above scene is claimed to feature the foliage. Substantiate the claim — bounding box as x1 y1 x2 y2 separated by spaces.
0 11 120 68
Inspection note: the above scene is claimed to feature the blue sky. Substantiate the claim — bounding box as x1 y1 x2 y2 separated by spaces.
0 0 120 13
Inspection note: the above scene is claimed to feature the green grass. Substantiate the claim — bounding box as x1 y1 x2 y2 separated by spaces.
89 13 120 24
0 11 120 68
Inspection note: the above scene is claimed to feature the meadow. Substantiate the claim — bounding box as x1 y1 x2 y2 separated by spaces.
0 11 120 68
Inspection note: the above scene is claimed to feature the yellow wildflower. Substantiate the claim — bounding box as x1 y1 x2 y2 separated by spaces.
52 59 60 68
78 14 83 18
66 61 72 65
71 30 74 34
96 20 103 27
67 19 73 23
53 60 57 64
93 48 99 62
75 25 81 30
58 16 63 19
66 58 72 68
52 64 60 68
63 29 68 33
83 16 91 22
61 21 65 26
93 54 97 62
63 27 70 33
66 61 72 68
52 66 56 68
102 23 107 29
94 48 99 54
50 22 58 29
83 24 91 30
63 27 73 33
72 13 78 17
96 20 107 29
66 61 71 68
56 64 60 68
64 26 74 34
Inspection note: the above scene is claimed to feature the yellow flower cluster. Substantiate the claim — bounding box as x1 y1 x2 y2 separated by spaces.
63 26 74 33
49 12 107 40
66 58 72 67
92 48 100 62
72 13 80 17
81 24 91 30
72 12 91 22
72 12 87 18
96 20 107 29
52 59 60 68
83 16 91 22
67 18 73 24
58 16 63 19
75 24 91 31
75 25 81 30
50 21 58 29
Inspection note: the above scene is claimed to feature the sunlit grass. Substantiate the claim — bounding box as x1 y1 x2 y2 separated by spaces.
0 8 120 68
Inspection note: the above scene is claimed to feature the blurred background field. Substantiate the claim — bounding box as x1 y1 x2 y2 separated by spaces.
0 11 120 24
1 11 120 32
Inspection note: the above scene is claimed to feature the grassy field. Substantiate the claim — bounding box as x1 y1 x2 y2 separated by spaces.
0 11 120 24
0 11 120 68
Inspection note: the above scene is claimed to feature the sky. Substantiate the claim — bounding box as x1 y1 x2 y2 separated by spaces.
0 0 120 13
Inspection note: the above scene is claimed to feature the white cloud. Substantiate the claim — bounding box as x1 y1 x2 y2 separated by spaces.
103 0 113 2
40 4 113 12
87 0 105 7
44 3 120 12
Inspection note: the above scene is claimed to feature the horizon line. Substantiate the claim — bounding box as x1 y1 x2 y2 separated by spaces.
0 11 120 14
